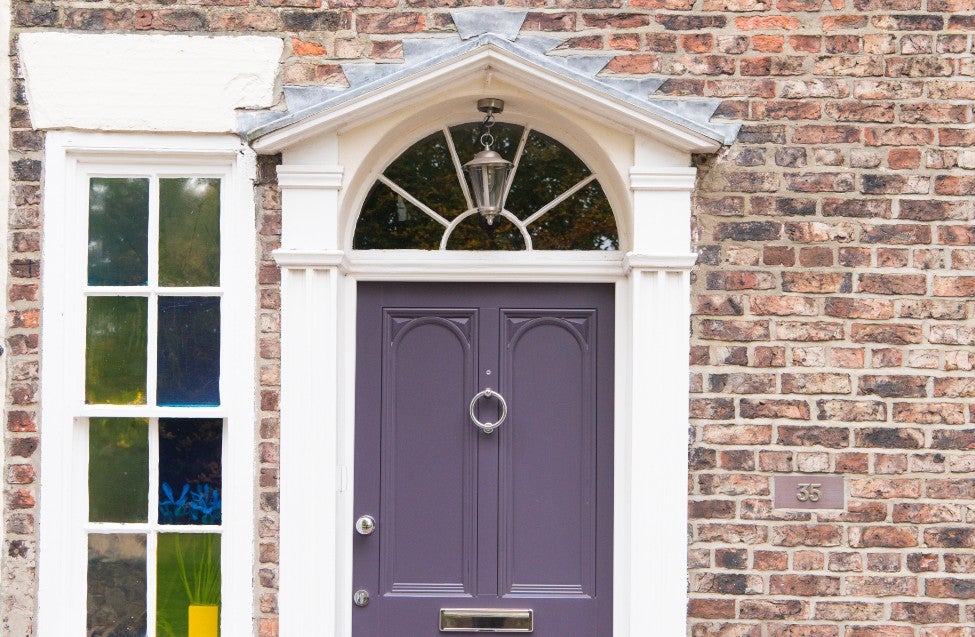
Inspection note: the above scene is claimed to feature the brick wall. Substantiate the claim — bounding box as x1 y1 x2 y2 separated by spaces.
6 1 975 635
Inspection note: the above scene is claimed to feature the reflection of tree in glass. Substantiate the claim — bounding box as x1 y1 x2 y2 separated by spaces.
354 122 618 250
159 178 220 287
89 418 150 523
86 297 148 405
88 178 149 285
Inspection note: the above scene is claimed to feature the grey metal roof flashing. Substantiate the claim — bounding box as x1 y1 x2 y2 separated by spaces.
239 8 740 147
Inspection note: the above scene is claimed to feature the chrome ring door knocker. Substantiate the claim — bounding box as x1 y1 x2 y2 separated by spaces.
469 388 508 434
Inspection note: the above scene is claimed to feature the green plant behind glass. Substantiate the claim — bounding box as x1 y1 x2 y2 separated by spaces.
157 533 221 637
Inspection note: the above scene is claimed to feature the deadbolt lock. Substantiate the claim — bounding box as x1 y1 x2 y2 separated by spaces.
355 515 376 535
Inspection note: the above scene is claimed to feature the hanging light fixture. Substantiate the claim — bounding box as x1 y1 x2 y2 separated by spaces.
463 98 512 226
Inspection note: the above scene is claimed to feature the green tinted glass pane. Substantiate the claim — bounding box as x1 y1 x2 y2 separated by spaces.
529 181 619 250
88 533 147 636
88 178 149 286
86 296 148 405
504 130 591 221
89 418 149 522
353 182 443 250
160 178 220 287
446 215 525 251
384 130 467 221
157 533 221 637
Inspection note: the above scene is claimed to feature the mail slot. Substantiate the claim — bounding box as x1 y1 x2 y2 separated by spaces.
440 609 534 633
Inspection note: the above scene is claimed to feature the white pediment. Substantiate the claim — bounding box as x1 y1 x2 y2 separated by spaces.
244 12 738 154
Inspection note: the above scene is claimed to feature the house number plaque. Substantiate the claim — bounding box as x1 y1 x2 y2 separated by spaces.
773 475 844 510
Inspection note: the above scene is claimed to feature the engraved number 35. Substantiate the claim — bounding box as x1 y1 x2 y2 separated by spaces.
796 483 822 502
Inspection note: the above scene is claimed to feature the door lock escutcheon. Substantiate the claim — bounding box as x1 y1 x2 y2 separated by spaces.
355 515 376 536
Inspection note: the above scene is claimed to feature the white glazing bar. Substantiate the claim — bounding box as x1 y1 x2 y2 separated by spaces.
377 175 450 228
85 286 222 297
500 125 530 203
443 126 473 211
147 417 160 636
522 174 597 228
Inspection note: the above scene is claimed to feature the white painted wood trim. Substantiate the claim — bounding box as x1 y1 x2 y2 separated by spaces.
37 132 257 637
251 45 723 155
625 267 692 637
630 167 698 191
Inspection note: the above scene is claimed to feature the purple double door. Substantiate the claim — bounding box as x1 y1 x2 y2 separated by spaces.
354 283 614 636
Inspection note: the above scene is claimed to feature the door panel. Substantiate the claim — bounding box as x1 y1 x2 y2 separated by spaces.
381 312 478 595
501 312 596 598
355 283 613 637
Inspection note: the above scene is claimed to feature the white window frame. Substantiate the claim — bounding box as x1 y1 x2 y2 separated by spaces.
38 132 257 636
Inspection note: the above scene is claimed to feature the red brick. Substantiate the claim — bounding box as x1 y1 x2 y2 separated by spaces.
739 600 806 620
699 319 771 341
689 598 736 619
890 602 959 624
933 276 975 297
925 578 975 600
846 628 913 637
853 427 925 449
749 296 817 316
858 274 927 295
740 399 810 420
782 273 851 294
825 298 894 319
851 478 922 498
893 503 964 524
933 377 975 398
849 526 919 548
846 576 918 597
774 321 845 341
782 373 851 394
771 525 842 547
769 575 840 596
817 400 886 422
851 323 923 345
689 500 737 519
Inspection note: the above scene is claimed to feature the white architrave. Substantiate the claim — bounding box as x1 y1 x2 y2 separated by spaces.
37 132 257 637
274 120 700 636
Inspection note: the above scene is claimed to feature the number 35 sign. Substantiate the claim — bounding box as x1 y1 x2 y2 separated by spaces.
773 475 845 510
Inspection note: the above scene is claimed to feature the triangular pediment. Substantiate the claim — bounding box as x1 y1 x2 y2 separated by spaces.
243 9 739 154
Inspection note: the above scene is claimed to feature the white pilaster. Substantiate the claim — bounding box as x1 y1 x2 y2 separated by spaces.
276 150 348 636
624 157 696 637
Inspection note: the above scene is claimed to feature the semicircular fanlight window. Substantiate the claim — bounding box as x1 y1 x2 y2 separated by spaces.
353 122 619 251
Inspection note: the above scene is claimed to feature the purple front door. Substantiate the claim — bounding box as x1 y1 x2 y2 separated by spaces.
354 283 614 636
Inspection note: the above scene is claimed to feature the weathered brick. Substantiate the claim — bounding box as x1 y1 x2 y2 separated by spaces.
740 398 810 420
849 526 919 548
769 574 840 596
817 400 886 422
890 602 959 623
859 375 928 398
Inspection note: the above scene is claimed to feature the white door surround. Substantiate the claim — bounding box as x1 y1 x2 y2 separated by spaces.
267 44 724 637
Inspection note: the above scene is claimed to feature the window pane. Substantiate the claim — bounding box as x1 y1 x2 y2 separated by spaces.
384 130 467 221
89 418 149 523
353 182 444 250
504 130 591 222
88 178 150 286
159 419 222 526
86 296 148 405
160 178 221 287
528 181 619 250
157 533 221 637
87 533 147 637
446 215 525 251
157 297 220 406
